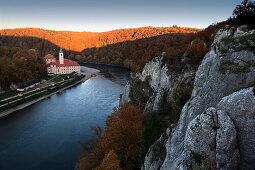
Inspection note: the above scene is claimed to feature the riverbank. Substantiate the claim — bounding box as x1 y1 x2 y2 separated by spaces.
0 66 128 170
0 66 100 119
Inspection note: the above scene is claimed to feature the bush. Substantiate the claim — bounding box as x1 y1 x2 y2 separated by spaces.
94 150 122 170
228 0 255 28
140 112 165 163
187 39 208 62
169 88 191 124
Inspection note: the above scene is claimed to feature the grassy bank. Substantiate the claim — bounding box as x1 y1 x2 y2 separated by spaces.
0 74 85 113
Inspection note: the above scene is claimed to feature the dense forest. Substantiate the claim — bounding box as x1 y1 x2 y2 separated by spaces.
0 36 61 90
77 33 197 72
0 43 46 90
0 27 201 52
0 24 227 90
76 22 228 73
0 26 203 90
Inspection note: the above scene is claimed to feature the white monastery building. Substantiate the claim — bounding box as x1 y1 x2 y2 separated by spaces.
44 48 80 74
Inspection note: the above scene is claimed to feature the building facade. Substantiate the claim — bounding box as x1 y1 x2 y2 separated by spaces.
45 48 80 75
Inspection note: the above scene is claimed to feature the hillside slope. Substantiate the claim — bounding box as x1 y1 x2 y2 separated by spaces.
0 26 202 90
0 27 201 52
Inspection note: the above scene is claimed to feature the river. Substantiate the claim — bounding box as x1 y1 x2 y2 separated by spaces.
0 65 129 170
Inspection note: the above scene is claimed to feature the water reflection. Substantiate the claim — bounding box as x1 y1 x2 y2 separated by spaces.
0 66 129 170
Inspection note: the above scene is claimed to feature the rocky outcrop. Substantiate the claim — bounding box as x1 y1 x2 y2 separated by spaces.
184 107 239 169
119 83 131 105
120 55 195 114
142 128 172 170
143 25 255 169
217 88 255 169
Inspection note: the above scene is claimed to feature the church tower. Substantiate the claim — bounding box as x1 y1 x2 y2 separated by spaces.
59 48 64 64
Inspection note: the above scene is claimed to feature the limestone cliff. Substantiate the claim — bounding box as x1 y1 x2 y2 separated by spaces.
142 25 255 170
120 54 195 114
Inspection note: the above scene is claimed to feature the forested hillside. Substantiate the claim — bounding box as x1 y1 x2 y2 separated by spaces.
0 43 46 90
77 22 227 72
79 33 197 73
0 27 201 52
0 25 222 90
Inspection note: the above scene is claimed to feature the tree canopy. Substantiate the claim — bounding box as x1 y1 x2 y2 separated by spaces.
77 103 144 170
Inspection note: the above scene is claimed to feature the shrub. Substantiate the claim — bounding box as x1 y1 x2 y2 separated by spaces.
140 112 165 163
187 39 208 62
94 150 122 170
169 88 191 124
228 0 255 28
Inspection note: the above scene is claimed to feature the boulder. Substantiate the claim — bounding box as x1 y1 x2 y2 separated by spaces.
217 87 255 169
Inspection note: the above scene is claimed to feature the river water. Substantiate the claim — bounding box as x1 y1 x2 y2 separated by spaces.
0 65 129 170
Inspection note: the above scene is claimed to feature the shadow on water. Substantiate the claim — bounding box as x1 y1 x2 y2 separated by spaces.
80 63 130 86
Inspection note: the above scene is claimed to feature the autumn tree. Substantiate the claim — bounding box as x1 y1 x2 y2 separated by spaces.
0 42 46 90
187 39 208 62
77 104 144 170
104 103 145 169
77 126 107 170
94 150 122 170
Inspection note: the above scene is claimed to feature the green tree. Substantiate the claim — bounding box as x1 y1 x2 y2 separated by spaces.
170 88 191 124
140 112 165 163
230 0 255 28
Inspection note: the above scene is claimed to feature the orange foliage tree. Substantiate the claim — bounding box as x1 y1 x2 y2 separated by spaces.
0 45 46 90
77 103 144 170
104 103 145 169
94 150 122 170
76 126 107 170
187 39 208 62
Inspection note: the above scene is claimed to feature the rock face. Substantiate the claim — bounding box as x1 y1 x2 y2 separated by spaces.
217 88 255 169
142 128 172 170
120 55 195 114
184 108 239 169
119 83 131 105
143 26 255 169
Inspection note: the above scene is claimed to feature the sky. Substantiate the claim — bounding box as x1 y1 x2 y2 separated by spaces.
0 0 242 32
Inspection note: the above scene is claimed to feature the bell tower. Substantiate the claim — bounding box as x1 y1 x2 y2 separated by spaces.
59 48 64 64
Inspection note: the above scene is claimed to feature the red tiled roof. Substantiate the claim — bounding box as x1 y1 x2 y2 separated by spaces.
45 54 55 59
47 59 80 67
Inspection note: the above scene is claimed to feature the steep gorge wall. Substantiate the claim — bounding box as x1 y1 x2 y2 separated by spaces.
142 25 255 169
120 55 195 114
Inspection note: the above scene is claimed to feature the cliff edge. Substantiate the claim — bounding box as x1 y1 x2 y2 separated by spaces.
134 25 255 169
